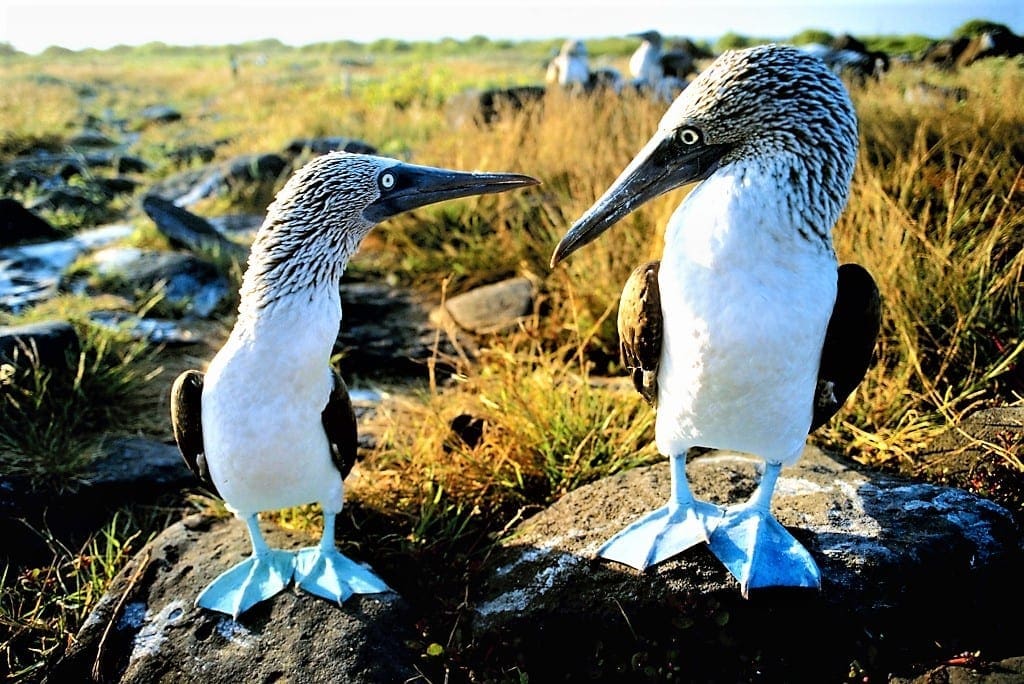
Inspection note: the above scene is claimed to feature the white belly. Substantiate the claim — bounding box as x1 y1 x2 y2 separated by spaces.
653 189 837 464
201 296 344 515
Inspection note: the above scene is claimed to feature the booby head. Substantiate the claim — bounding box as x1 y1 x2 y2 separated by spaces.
551 43 858 265
241 152 538 307
560 38 587 58
630 30 663 47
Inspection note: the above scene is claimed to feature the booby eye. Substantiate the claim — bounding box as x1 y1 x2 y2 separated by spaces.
677 127 701 145
380 172 396 190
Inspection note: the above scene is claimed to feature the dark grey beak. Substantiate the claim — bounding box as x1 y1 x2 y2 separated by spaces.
630 30 660 42
364 162 538 223
550 133 729 267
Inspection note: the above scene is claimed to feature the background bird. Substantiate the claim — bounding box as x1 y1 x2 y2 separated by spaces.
171 152 537 618
546 38 591 90
550 44 880 596
628 30 665 88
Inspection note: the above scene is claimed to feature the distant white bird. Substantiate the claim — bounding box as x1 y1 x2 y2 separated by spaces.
551 44 880 596
546 38 590 89
628 30 665 87
172 152 537 618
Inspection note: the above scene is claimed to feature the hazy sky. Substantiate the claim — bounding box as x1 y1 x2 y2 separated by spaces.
1 0 1021 54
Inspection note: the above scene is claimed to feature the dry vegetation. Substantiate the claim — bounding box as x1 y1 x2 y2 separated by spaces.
0 41 1021 679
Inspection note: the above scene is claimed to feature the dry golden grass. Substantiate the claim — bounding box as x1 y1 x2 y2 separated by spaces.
825 61 1024 465
350 317 660 531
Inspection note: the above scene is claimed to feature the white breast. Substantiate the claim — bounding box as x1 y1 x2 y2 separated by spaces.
630 43 663 85
654 163 838 465
201 290 345 515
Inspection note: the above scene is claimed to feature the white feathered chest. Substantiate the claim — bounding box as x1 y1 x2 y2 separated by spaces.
201 288 345 514
654 160 838 464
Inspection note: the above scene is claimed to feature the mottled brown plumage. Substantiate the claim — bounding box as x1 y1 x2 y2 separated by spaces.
321 369 359 480
617 260 662 406
170 368 215 493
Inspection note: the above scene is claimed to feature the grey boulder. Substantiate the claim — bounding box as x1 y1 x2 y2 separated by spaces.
49 514 418 683
470 446 1023 681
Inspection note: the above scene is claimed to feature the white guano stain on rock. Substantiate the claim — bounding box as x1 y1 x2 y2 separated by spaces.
476 587 532 617
495 546 551 577
779 473 883 536
915 487 1012 562
775 476 831 496
702 453 760 468
536 552 583 592
127 600 187 664
117 601 148 631
215 616 256 648
775 472 892 564
478 551 583 617
495 527 598 576
81 594 117 631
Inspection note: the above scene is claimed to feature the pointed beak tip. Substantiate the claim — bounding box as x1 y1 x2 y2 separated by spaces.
485 173 539 192
549 240 572 268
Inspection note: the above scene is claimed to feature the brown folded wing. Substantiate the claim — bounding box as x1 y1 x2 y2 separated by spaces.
617 260 663 406
811 263 882 432
322 368 359 479
170 369 219 496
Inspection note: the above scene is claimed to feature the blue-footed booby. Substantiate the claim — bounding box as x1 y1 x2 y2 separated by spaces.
550 45 880 596
546 39 591 90
171 152 537 617
629 30 665 88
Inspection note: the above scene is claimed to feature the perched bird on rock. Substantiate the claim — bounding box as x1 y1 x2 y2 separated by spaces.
171 152 537 617
551 44 880 596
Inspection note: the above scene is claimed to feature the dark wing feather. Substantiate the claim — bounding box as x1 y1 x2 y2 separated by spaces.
617 260 662 406
169 369 219 496
322 368 359 479
811 263 882 432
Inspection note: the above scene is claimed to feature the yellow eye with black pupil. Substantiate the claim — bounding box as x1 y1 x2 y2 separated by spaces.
380 172 395 189
678 127 700 145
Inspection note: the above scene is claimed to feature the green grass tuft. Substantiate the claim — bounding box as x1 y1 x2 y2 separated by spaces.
0 320 160 489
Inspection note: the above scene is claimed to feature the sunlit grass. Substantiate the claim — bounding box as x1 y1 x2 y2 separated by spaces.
0 307 162 489
0 511 164 680
341 315 661 585
1 42 1022 680
821 60 1024 467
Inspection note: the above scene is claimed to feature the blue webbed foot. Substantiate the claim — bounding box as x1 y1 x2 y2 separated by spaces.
598 452 722 570
708 506 820 597
599 499 724 570
294 511 389 604
196 548 295 618
707 459 822 598
294 546 390 604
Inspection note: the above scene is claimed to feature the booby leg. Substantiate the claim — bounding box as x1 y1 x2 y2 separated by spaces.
294 511 390 604
707 461 821 597
196 514 295 618
598 453 723 569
